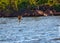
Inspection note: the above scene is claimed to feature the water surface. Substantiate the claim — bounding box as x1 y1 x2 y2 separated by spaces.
0 16 60 43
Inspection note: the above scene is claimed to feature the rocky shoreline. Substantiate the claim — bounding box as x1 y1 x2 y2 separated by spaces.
0 5 60 17
0 10 60 17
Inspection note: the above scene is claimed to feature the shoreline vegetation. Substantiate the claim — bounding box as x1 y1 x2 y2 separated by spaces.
0 0 60 17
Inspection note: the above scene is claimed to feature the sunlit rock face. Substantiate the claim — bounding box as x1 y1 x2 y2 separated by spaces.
0 16 60 43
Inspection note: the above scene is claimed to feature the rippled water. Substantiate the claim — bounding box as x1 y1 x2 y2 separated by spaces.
0 16 60 43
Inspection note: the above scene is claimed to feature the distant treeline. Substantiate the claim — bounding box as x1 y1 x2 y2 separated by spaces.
0 0 60 17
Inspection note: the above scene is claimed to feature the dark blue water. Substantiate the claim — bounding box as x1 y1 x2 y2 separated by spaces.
0 16 60 43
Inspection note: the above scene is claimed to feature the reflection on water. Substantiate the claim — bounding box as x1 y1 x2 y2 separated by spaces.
0 16 60 43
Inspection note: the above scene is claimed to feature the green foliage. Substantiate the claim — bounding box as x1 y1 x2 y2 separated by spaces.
0 0 60 11
53 4 60 11
18 2 29 10
37 0 48 5
18 0 30 11
29 0 36 5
